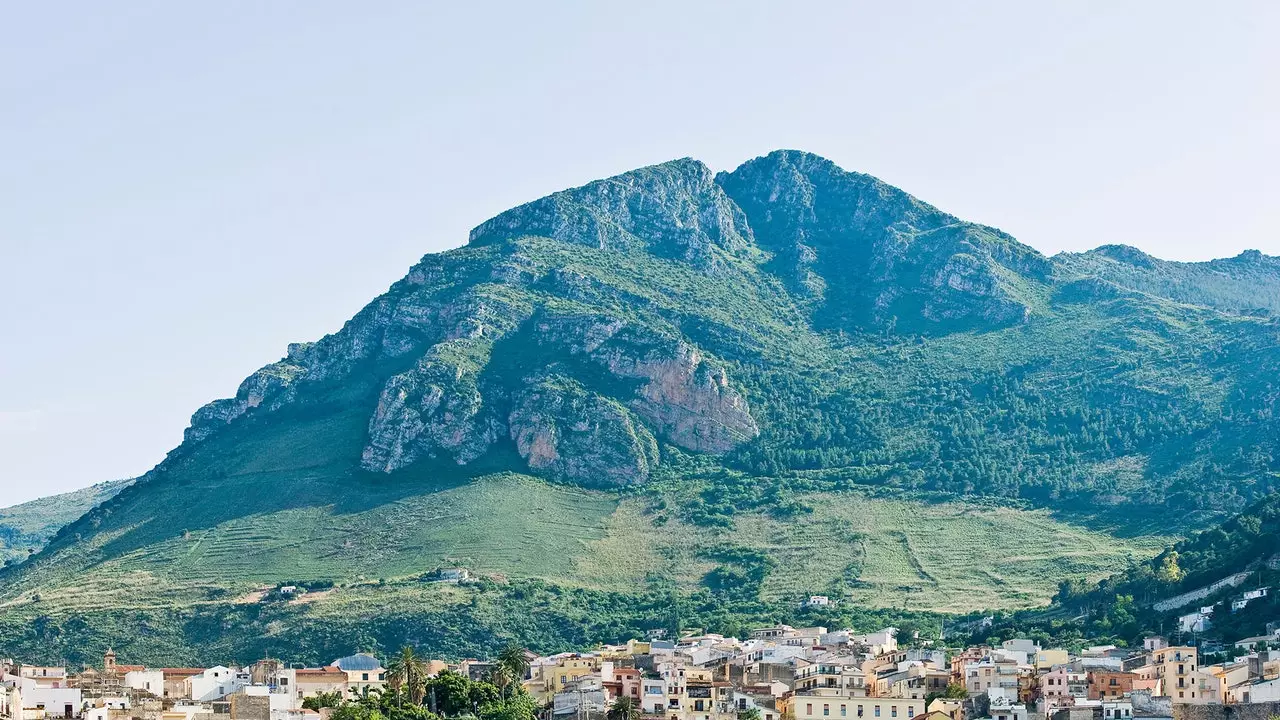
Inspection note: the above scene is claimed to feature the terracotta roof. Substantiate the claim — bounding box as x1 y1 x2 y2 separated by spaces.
117 665 146 673
161 668 206 676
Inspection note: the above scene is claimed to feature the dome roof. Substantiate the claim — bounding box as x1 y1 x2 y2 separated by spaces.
333 653 381 671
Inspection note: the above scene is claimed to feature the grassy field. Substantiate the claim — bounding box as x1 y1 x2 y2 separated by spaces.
3 473 1168 617
0 471 1178 667
580 489 1170 612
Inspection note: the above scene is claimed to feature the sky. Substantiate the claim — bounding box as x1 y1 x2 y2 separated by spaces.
2 1 1278 506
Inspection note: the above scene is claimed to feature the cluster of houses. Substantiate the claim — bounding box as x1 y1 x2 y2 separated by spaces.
9 625 1280 720
0 651 380 720
1175 587 1270 635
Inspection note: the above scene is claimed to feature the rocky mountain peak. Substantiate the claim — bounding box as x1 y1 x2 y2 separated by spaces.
467 157 754 269
719 150 1050 332
1088 244 1157 268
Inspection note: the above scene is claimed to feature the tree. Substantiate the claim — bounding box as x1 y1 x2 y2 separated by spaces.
481 694 537 720
495 644 530 698
388 647 430 705
424 671 473 716
608 697 640 720
934 682 968 700
736 708 761 720
1157 552 1186 584
332 704 386 720
303 691 345 711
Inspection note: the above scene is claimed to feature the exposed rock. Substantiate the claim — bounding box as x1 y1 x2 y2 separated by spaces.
469 158 754 268
360 339 504 472
359 293 533 473
528 312 760 453
508 377 658 487
184 360 306 443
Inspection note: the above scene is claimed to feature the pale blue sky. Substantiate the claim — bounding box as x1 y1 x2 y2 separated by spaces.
2 2 1277 505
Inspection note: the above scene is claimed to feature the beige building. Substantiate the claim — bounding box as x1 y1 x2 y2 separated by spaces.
294 667 348 700
795 657 866 697
793 696 925 720
1148 646 1199 703
331 655 384 693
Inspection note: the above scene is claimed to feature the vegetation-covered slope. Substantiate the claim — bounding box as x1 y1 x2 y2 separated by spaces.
973 490 1280 650
2 150 1278 663
0 479 132 567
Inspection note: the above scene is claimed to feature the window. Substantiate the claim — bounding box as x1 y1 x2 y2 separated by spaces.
891 708 897 718
824 705 830 717
875 707 881 718
362 673 369 681
841 707 847 717
858 707 864 717
807 704 813 716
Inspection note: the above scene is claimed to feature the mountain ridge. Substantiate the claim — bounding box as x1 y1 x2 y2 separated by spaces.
3 149 1279 664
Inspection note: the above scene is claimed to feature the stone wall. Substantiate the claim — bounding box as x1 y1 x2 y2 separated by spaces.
1174 702 1280 720
228 695 269 720
1131 689 1173 717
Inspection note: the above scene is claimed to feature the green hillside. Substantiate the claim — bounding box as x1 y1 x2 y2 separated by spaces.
0 479 132 566
2 150 1277 664
974 489 1280 649
0 473 1167 665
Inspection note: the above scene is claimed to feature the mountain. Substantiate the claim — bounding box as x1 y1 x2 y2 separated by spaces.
2 150 1278 665
0 479 132 567
1055 246 1280 317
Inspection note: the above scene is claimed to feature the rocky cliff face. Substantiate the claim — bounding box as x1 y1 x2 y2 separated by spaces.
719 150 1051 331
470 157 755 270
181 151 1061 487
185 158 776 486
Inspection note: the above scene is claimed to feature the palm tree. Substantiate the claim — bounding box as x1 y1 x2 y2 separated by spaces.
608 697 639 720
496 643 530 697
487 665 515 699
386 646 429 705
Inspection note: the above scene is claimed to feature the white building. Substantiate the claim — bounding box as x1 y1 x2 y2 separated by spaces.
852 630 897 656
124 670 164 697
731 692 780 720
185 667 247 702
1233 588 1270 612
1230 677 1280 704
1178 608 1213 634
239 684 301 720
1000 640 1039 655
641 676 668 715
1100 701 1134 719
8 673 82 719
988 688 1028 720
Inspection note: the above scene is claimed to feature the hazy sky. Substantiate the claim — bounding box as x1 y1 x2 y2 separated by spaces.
2 2 1278 505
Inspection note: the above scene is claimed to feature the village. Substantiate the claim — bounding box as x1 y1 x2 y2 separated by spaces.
7 618 1280 720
